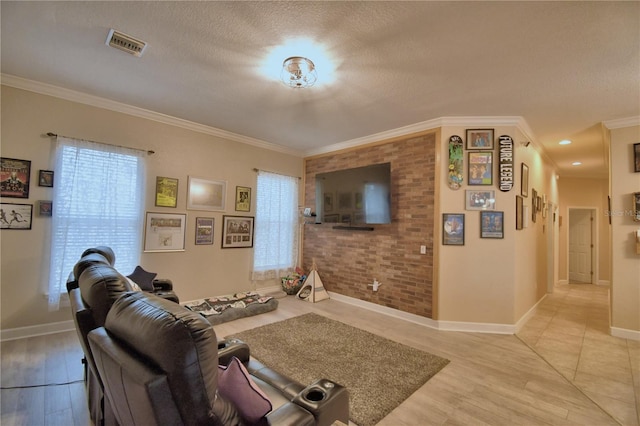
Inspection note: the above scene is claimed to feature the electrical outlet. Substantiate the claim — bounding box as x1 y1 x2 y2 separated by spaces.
420 245 426 254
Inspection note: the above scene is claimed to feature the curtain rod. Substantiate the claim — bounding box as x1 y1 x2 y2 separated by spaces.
46 132 155 155
253 168 301 179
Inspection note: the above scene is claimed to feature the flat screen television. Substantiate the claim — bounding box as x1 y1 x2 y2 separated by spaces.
315 163 391 225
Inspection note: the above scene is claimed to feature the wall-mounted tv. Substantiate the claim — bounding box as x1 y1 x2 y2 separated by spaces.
315 163 391 225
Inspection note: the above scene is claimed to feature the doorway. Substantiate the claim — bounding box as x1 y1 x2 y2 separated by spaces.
568 208 596 284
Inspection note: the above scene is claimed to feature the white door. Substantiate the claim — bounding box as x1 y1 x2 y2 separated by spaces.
569 209 592 283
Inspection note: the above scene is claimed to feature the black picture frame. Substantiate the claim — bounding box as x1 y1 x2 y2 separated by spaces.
442 213 465 245
480 211 504 238
516 195 524 230
466 129 494 149
221 215 254 248
521 163 529 197
38 200 52 217
633 192 640 222
38 170 54 187
1 157 31 198
468 152 493 185
155 176 178 208
0 203 33 229
634 143 640 173
195 217 215 245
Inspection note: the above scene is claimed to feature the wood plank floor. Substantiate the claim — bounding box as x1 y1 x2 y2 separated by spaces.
1 284 636 425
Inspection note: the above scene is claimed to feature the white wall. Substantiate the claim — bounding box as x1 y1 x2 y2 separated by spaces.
437 125 558 325
609 124 640 334
0 85 303 331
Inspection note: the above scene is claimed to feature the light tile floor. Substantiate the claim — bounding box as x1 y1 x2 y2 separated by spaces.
518 283 640 425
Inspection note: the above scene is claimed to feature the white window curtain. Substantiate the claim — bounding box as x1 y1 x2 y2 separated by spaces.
47 136 146 310
252 171 299 281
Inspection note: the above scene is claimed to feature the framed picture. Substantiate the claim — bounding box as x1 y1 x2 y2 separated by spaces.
338 192 352 209
521 163 529 197
468 152 493 185
633 192 640 222
38 170 54 187
442 213 465 245
480 211 504 238
516 195 524 230
0 203 32 229
222 215 254 248
1 157 31 198
531 188 538 223
38 200 52 217
195 217 215 245
235 186 251 212
466 129 494 149
143 212 186 252
634 143 640 173
465 190 496 210
323 193 334 212
155 176 178 208
187 176 226 211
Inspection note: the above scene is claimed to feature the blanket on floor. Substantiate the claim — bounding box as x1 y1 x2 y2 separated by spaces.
184 292 278 325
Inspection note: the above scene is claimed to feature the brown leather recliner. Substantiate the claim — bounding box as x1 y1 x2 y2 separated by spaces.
88 292 350 426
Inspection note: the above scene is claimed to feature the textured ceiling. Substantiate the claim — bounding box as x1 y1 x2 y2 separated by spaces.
2 1 639 178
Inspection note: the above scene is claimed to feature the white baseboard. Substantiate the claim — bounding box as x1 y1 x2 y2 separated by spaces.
1 320 75 342
611 326 640 341
514 293 548 333
558 279 569 285
328 292 515 334
596 280 610 286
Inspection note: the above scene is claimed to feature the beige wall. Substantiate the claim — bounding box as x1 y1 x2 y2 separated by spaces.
1 85 303 330
437 126 558 325
609 125 640 333
557 177 610 284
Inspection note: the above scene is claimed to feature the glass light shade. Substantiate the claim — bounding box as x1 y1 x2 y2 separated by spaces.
281 56 317 88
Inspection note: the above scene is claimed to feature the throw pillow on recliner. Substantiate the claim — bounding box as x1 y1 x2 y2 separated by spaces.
218 357 272 423
127 265 157 292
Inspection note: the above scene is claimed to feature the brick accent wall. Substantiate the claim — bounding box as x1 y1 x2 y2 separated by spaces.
303 132 436 318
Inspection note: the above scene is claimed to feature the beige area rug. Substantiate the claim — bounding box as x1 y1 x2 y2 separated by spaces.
228 313 450 426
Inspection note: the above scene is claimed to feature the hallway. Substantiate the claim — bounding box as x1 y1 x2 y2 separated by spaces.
518 283 639 425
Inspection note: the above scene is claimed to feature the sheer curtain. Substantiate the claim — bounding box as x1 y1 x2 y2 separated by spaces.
252 171 299 281
47 136 146 310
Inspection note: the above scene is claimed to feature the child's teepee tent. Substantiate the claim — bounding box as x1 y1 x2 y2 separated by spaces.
296 259 329 303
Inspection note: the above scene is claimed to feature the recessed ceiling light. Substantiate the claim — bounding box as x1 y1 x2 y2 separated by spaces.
572 161 582 166
559 139 572 145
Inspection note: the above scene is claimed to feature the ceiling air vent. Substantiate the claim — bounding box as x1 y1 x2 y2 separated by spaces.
106 29 147 57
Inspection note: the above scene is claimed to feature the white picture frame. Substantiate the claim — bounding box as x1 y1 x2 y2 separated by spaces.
144 212 186 252
465 190 496 210
187 176 227 211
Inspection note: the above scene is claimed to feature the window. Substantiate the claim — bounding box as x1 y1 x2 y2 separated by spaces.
252 171 299 281
47 136 146 310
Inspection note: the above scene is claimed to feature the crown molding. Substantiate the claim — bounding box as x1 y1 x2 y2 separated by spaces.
303 115 534 157
603 116 640 129
1 74 304 157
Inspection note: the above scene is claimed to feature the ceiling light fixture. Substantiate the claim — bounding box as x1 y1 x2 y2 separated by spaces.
281 56 317 88
559 139 572 145
572 161 582 166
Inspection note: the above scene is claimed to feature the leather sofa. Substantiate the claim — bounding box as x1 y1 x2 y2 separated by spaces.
66 246 179 425
88 291 349 426
69 247 349 425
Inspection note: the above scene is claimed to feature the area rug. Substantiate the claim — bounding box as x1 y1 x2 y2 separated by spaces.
228 313 450 426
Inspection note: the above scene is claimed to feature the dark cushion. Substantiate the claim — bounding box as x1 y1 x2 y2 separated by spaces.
127 265 157 292
78 264 129 327
81 246 116 265
218 357 272 423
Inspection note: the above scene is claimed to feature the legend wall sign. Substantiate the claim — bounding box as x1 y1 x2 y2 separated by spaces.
498 135 514 192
